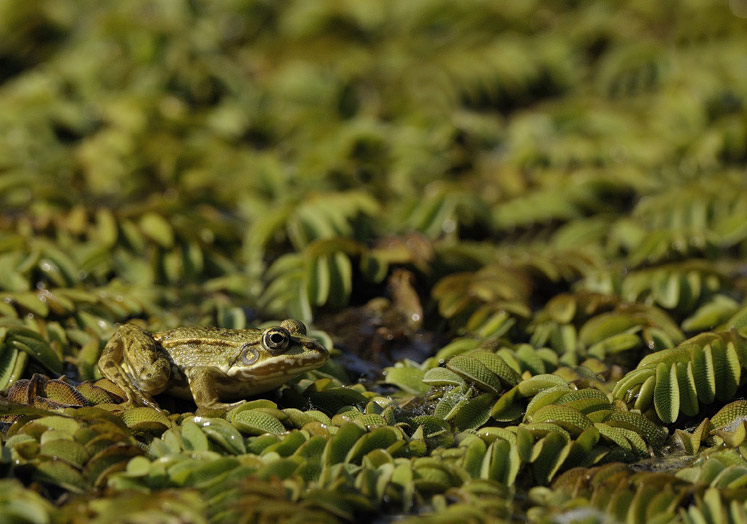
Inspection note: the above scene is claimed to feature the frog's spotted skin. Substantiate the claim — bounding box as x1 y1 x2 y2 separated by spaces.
98 319 329 411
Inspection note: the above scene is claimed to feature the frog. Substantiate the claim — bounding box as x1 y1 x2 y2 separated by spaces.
97 319 329 411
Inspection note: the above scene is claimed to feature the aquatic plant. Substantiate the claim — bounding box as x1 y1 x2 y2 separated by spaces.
2 0 747 522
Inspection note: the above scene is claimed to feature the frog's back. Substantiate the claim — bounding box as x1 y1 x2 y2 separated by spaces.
153 326 260 369
153 326 259 346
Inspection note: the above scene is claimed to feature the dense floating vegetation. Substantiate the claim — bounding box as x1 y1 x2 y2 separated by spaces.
2 0 747 522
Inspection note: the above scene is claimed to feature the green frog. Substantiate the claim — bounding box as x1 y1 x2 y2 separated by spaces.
97 319 328 411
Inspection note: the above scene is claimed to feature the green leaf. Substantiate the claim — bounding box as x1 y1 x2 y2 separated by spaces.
653 362 680 424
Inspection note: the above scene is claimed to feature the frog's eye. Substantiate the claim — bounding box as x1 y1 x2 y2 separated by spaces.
262 327 291 354
240 345 260 366
281 319 307 336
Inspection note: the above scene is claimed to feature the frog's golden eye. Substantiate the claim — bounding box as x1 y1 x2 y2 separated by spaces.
240 345 260 366
262 327 291 354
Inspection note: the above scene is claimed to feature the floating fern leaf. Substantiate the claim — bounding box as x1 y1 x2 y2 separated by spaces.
612 174 747 266
432 264 531 336
260 238 361 320
613 330 747 423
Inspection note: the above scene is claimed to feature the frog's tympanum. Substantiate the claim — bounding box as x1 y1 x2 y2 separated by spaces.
98 319 329 411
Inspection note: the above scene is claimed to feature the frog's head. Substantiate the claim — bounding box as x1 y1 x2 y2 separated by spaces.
226 319 329 393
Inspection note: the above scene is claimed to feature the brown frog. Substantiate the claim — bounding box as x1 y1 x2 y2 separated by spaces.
98 319 328 411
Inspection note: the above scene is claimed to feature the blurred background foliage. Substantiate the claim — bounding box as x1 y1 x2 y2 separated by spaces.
2 0 747 522
1 0 745 328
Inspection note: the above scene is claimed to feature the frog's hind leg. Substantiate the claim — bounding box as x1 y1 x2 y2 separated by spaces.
98 324 171 410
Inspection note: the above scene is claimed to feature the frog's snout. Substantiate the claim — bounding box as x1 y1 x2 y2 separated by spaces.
306 339 329 358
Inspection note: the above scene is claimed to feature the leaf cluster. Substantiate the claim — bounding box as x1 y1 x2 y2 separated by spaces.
2 0 747 522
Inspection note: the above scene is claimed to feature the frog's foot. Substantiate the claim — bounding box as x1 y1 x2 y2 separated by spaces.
115 381 165 412
195 399 245 415
130 391 165 412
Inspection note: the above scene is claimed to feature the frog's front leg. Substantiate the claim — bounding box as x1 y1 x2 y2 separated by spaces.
186 367 245 412
98 324 172 410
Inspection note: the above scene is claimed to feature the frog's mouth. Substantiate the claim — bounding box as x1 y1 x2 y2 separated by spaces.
226 344 329 382
218 353 327 398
